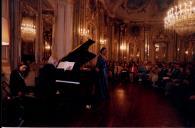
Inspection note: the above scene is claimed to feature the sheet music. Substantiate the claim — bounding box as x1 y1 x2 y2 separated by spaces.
57 61 75 71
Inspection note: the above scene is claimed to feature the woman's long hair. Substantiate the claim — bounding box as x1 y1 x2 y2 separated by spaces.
100 47 106 54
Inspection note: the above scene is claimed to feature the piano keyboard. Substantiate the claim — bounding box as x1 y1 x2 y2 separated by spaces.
56 80 80 85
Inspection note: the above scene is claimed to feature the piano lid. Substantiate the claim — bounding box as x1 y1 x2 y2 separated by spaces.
59 39 96 66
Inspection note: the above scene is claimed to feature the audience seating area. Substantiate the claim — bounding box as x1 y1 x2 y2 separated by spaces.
1 60 195 126
107 60 195 124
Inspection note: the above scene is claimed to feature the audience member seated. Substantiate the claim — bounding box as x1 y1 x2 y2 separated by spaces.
137 62 150 85
157 63 169 88
129 62 138 83
164 63 183 96
114 63 123 82
119 63 129 83
149 65 159 87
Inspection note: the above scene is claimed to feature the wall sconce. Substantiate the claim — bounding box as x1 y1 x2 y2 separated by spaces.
177 48 180 51
145 43 150 56
78 27 89 37
78 27 90 43
2 17 9 45
45 41 51 50
120 44 126 51
155 47 159 52
185 50 189 55
21 17 36 42
136 53 140 57
100 38 106 45
155 44 160 52
144 44 148 52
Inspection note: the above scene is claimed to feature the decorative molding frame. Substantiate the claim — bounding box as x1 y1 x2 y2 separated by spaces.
121 0 151 14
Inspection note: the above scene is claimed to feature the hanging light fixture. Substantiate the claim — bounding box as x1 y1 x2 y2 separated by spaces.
164 0 195 35
2 17 9 45
21 17 36 42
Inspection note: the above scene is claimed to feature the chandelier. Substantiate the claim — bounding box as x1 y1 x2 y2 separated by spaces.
164 0 195 35
21 17 36 42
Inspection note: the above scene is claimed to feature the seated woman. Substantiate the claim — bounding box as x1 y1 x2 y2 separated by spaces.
9 63 28 97
149 65 159 87
130 62 138 83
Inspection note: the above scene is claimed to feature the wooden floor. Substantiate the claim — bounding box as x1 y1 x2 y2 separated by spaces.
23 83 187 127
71 84 183 127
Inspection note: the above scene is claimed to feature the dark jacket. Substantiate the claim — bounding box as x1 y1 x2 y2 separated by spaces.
9 69 26 97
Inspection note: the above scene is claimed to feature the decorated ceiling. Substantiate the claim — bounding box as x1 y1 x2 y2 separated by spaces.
99 0 175 23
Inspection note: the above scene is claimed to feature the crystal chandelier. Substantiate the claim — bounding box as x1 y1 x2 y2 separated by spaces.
164 0 195 35
21 17 36 41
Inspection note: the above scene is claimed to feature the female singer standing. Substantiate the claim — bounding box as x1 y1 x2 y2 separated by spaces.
96 47 109 100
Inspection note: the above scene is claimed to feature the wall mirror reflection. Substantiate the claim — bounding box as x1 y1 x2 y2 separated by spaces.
21 16 36 63
154 42 167 61
42 10 54 60
20 0 37 63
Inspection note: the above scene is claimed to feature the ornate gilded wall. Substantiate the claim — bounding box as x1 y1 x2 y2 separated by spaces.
4 0 195 72
72 0 195 63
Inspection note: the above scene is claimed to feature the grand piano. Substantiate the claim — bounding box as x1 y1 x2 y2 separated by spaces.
55 39 96 105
